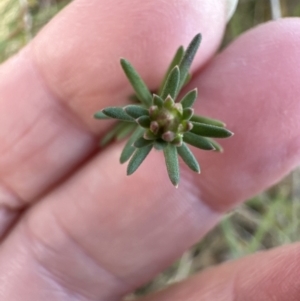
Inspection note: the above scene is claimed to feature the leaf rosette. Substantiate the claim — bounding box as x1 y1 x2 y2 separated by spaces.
94 34 233 187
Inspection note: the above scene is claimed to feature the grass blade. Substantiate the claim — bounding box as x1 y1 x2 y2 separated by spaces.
120 58 152 106
191 122 233 138
180 89 197 108
127 144 153 175
160 66 180 100
177 143 200 173
120 127 144 163
183 132 215 150
163 144 180 187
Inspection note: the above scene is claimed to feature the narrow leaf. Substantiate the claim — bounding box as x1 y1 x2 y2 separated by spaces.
158 46 184 95
103 107 135 122
134 137 153 148
94 111 110 119
116 123 136 140
180 89 198 108
191 122 233 138
206 138 223 152
137 116 151 128
178 33 202 94
154 140 168 150
127 144 153 175
177 143 200 173
124 105 149 119
191 114 226 127
183 73 191 86
120 58 152 106
100 122 125 146
153 94 164 107
120 127 144 163
160 66 180 100
182 108 194 120
183 132 215 150
163 144 180 187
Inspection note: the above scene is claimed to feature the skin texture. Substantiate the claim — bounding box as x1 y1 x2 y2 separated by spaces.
0 0 299 300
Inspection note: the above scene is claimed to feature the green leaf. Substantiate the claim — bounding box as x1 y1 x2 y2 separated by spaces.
102 107 135 122
120 127 144 163
191 114 226 127
120 59 152 107
100 122 125 146
182 108 194 120
137 116 151 128
127 144 153 175
183 132 215 150
116 123 136 140
180 89 198 109
153 94 164 107
158 46 184 95
177 143 200 173
154 140 168 150
191 122 233 138
134 137 153 148
206 138 223 152
160 66 180 100
124 105 149 119
163 144 180 187
183 73 191 86
94 111 110 119
178 33 202 94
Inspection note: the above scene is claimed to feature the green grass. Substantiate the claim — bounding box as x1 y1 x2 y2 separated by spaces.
1 0 300 298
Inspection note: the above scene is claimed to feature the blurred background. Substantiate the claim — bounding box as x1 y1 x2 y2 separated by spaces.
1 0 300 298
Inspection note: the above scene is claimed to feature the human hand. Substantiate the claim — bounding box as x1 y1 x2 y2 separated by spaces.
0 1 300 300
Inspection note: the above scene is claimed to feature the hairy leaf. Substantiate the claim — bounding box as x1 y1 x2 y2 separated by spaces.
120 127 144 163
137 116 151 128
125 105 149 119
134 137 153 148
163 144 180 187
182 108 194 120
153 94 164 107
183 132 215 150
191 122 233 138
127 144 153 175
116 123 136 140
158 46 184 95
120 59 152 106
160 66 180 100
177 143 200 173
94 111 110 119
100 122 124 146
178 33 202 93
180 89 198 109
191 114 226 127
206 138 223 152
102 107 135 122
